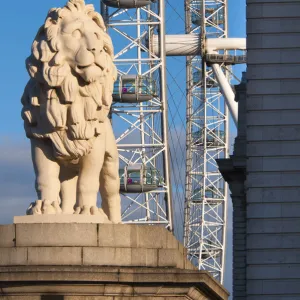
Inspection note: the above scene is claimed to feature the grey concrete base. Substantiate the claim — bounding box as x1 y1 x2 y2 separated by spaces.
0 223 229 300
14 214 111 224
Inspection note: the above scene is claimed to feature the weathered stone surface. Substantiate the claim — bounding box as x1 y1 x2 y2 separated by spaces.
137 226 168 249
14 215 111 224
16 223 97 247
103 286 133 295
97 225 178 250
3 224 193 271
184 259 197 270
27 247 82 265
0 225 15 247
0 297 40 300
98 224 138 248
65 298 113 300
0 248 27 266
0 224 227 299
178 242 187 256
83 247 132 266
131 248 158 267
158 249 182 268
167 231 179 249
0 266 229 299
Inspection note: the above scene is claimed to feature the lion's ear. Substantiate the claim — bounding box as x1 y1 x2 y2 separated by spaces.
85 4 95 14
45 17 55 29
88 11 106 31
66 1 79 13
45 8 60 25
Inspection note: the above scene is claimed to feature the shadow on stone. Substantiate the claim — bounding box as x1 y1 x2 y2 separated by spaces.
41 296 64 300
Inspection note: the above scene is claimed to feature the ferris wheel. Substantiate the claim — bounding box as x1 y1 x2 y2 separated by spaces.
100 0 246 283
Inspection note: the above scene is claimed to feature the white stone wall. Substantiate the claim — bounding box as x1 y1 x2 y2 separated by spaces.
246 0 300 298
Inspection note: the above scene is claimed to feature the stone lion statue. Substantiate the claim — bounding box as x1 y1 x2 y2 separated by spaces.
21 0 121 223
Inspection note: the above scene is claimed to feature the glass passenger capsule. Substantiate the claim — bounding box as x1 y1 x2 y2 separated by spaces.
191 186 224 202
193 71 218 88
102 0 156 8
201 239 217 259
191 7 225 26
206 53 247 64
192 129 225 147
119 163 164 193
113 75 157 103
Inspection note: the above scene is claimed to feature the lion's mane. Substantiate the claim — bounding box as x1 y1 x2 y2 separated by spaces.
21 0 117 160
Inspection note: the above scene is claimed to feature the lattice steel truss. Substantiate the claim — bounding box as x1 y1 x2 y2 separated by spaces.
184 0 229 282
101 1 173 230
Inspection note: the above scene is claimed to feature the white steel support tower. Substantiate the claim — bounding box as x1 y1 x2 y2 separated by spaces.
182 0 246 282
183 0 229 282
101 0 173 230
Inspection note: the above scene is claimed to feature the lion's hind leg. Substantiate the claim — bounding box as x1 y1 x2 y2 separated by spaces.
100 155 121 224
100 119 122 224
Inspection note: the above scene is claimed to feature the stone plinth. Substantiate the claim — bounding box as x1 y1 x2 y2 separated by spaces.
14 215 111 224
0 224 229 300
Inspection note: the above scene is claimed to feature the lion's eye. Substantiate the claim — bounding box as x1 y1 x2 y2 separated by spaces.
72 29 82 39
94 32 100 40
103 45 112 56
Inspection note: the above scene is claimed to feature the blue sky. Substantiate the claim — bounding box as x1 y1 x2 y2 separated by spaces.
0 0 245 135
0 0 246 296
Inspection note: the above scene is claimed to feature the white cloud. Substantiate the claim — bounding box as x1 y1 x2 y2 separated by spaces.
0 136 35 224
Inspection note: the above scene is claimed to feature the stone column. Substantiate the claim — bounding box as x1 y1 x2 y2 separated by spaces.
216 165 246 299
217 73 247 299
231 183 246 300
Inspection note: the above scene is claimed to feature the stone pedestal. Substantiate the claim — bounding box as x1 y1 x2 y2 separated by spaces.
0 223 229 300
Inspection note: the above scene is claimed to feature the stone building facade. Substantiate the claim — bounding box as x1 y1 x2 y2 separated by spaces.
218 0 300 298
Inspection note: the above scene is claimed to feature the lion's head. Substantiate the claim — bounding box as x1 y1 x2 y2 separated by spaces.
27 0 117 85
21 0 117 160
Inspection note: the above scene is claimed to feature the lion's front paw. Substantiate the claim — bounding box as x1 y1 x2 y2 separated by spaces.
91 206 100 215
26 200 62 215
74 205 101 215
73 206 111 222
74 206 81 214
81 205 91 215
52 201 62 214
42 202 56 215
26 200 43 215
